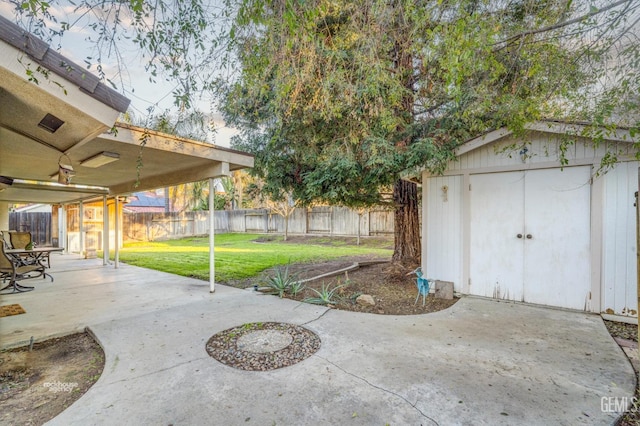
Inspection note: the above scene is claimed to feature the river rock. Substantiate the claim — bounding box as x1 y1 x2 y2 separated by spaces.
356 294 375 306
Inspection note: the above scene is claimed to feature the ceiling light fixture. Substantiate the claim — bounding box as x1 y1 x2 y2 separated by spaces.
80 151 120 168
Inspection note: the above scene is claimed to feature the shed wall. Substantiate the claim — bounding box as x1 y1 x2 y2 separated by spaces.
424 175 464 291
423 130 639 316
602 162 639 317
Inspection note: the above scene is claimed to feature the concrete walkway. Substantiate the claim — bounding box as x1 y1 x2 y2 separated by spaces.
0 255 635 425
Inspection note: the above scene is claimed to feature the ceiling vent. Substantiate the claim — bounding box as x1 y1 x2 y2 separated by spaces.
38 113 65 133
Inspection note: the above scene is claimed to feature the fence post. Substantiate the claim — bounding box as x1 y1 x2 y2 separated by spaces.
330 207 333 236
264 210 268 233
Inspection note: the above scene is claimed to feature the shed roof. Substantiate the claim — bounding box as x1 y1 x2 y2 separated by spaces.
456 120 639 156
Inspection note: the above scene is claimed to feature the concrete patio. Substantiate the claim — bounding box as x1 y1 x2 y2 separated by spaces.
0 254 635 425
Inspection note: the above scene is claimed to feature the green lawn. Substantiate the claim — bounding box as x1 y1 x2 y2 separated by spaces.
115 233 392 282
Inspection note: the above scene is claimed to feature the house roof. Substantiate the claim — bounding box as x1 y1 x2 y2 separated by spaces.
126 191 167 209
0 16 254 205
0 15 130 113
124 191 169 213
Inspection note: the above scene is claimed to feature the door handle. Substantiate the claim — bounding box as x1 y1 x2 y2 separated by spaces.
517 234 523 239
526 234 533 239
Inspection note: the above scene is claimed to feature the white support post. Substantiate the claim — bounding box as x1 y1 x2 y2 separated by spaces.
59 204 67 253
209 177 216 293
79 201 84 257
636 167 639 351
57 205 64 249
103 196 109 266
115 196 120 269
0 202 9 231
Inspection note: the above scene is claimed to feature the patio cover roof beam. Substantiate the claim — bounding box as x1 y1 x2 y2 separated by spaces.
8 179 109 195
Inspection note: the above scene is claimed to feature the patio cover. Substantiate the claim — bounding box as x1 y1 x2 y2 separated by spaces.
0 15 253 293
0 15 253 204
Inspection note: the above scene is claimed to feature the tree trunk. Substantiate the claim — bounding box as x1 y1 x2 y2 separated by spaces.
392 179 421 264
283 213 289 241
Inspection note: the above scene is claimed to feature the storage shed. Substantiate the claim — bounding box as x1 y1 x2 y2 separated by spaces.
422 121 639 318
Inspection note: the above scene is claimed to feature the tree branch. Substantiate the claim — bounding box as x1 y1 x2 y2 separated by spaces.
493 0 634 46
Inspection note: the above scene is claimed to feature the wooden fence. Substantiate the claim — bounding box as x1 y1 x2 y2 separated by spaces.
9 207 395 247
8 212 52 245
123 207 395 242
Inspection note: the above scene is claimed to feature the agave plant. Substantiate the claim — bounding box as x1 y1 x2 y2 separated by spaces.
265 265 299 298
303 283 344 306
289 280 306 297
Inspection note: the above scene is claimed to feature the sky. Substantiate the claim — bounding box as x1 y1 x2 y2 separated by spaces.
0 1 238 147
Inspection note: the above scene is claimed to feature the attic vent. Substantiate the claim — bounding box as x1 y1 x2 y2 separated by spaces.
38 113 64 133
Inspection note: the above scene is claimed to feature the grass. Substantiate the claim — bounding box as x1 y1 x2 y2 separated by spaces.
113 233 391 282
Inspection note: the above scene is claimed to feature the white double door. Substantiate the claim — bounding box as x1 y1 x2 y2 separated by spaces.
469 166 591 310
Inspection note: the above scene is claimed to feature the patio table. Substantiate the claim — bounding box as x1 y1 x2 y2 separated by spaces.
2 247 64 292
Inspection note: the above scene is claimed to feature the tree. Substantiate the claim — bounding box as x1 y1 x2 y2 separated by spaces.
267 196 297 241
354 205 368 246
220 0 639 263
125 109 213 144
12 0 640 263
246 179 298 240
230 170 253 209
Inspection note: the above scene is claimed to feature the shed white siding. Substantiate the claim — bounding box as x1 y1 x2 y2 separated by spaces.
602 162 639 317
423 127 639 316
423 175 463 291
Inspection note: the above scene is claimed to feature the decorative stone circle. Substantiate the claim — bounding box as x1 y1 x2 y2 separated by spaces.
237 329 293 353
205 322 321 371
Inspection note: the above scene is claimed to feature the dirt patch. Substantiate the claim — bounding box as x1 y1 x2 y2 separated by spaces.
294 262 458 315
0 332 104 426
605 320 640 426
237 258 458 315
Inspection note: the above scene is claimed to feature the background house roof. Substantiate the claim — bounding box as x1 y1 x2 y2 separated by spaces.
124 191 169 213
